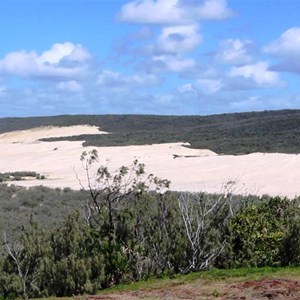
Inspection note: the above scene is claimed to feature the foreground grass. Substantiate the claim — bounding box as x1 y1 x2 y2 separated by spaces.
29 266 300 300
101 266 300 292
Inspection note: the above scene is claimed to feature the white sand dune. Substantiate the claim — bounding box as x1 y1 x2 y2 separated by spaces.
0 125 299 198
0 125 107 144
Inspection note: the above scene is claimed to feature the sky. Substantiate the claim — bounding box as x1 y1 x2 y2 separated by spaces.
0 0 300 117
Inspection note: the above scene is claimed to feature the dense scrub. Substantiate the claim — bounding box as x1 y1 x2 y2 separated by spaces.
1 151 300 299
0 184 86 237
1 190 300 299
1 109 300 154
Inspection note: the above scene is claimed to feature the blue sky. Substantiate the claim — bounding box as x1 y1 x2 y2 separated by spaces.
0 0 300 117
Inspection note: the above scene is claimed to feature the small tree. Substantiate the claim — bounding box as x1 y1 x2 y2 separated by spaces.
79 149 170 285
79 149 170 229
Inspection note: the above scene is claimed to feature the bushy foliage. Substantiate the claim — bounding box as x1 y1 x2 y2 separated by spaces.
0 213 105 299
0 221 50 299
1 151 300 298
0 184 86 237
1 192 300 299
228 198 286 267
280 199 300 266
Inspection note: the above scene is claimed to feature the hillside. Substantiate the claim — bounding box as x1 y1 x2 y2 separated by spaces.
1 110 300 299
0 109 300 154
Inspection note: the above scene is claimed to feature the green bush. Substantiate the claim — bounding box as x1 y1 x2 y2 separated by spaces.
228 198 289 267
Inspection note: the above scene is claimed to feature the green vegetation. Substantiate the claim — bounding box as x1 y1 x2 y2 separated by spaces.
0 109 300 298
0 109 300 154
1 150 300 299
0 184 86 237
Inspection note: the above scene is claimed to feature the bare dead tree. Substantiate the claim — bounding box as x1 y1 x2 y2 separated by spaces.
3 232 32 300
177 191 233 272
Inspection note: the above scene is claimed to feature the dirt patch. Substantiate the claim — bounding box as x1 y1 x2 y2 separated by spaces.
229 278 300 300
87 281 206 300
86 278 300 300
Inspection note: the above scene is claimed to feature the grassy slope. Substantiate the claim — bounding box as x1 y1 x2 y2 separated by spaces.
0 109 300 154
38 266 300 300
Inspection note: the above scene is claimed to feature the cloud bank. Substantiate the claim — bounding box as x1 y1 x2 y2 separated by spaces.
0 1 299 117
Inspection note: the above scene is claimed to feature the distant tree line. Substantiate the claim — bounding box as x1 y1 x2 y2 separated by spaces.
1 150 300 299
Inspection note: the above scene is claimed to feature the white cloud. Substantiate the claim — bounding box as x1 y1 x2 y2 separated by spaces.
119 0 181 24
157 25 202 53
264 27 300 58
196 78 223 94
57 80 83 92
179 79 223 95
118 0 233 24
228 62 284 87
0 51 37 77
152 55 196 72
215 39 253 65
64 45 92 62
0 42 91 80
97 70 160 89
263 28 300 74
37 42 91 64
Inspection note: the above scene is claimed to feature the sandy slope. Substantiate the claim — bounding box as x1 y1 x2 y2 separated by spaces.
0 125 299 198
0 125 107 143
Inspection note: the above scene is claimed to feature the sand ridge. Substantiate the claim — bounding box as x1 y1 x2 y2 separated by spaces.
0 125 299 198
